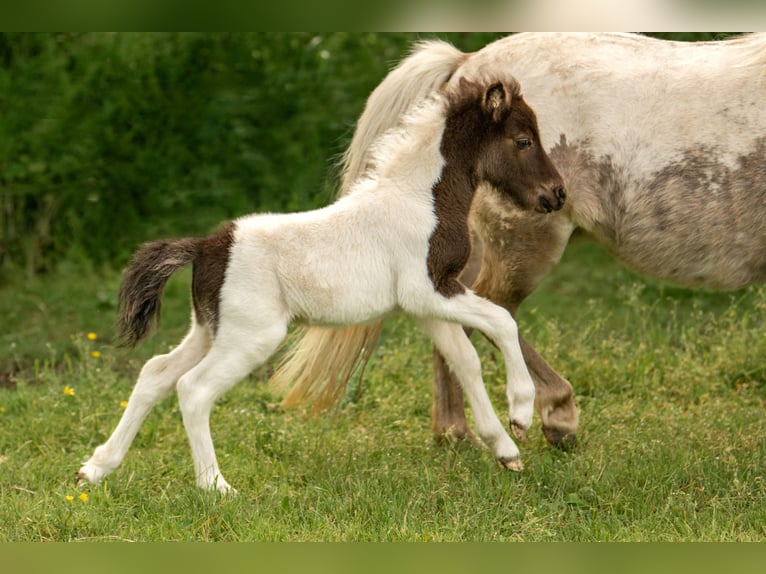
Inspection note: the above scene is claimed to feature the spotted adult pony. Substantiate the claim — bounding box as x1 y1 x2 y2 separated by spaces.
273 32 766 449
77 76 564 492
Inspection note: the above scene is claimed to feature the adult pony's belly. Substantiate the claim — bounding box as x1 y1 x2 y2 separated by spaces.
559 133 766 292
595 173 766 291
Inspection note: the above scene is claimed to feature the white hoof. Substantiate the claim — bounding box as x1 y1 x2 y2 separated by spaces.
198 474 236 495
77 460 111 485
499 456 524 472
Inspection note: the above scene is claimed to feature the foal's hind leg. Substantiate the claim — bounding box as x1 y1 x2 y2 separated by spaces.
176 321 287 493
78 320 211 485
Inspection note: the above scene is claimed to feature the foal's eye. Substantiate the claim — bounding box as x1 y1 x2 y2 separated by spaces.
515 138 532 150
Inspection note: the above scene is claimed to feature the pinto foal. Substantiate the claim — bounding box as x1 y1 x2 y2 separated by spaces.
78 77 565 493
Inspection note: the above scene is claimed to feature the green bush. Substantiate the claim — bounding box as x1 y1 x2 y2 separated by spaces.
0 33 411 273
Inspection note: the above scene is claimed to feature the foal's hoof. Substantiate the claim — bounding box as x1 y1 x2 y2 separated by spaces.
498 456 524 472
542 426 577 450
76 461 107 485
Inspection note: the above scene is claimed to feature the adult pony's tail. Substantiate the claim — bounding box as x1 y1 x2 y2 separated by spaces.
269 40 466 412
117 238 198 348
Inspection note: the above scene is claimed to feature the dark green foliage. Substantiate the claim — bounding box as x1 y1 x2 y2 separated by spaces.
0 34 381 272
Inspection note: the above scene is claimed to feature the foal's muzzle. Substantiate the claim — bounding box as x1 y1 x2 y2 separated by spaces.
537 184 566 213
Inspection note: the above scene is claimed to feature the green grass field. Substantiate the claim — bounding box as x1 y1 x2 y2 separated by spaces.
1 239 765 541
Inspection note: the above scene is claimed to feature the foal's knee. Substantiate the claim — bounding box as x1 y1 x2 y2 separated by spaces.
131 354 181 401
176 374 215 416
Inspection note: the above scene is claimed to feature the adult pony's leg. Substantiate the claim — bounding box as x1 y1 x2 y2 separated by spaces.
176 320 288 493
471 196 577 445
430 193 577 446
78 320 211 484
419 318 523 469
519 335 578 446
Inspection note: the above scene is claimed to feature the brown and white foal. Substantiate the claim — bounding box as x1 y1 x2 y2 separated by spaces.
78 76 564 493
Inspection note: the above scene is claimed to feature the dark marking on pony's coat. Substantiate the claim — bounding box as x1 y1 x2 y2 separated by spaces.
623 137 766 289
192 221 235 333
549 133 766 290
427 119 480 296
427 82 512 298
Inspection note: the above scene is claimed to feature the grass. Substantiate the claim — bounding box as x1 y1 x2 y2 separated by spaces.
1 239 765 541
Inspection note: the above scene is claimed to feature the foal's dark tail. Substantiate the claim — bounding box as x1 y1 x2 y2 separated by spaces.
117 238 199 347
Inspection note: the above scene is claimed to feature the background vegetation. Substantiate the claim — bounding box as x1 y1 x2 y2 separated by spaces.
1 33 762 541
0 32 507 277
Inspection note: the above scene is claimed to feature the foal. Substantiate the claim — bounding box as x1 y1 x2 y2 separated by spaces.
77 76 565 493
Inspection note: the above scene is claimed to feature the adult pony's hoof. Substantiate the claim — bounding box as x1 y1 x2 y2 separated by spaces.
510 421 528 442
542 426 577 450
498 456 524 472
434 424 477 445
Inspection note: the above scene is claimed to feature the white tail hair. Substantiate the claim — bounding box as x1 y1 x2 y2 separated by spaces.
270 40 467 411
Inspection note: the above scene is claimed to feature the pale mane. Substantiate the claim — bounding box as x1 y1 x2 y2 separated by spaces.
348 92 448 193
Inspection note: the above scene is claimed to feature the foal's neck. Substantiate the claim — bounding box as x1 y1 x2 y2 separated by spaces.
434 104 488 216
425 104 488 298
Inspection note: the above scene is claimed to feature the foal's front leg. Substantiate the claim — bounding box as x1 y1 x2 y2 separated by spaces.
418 289 537 435
418 318 523 470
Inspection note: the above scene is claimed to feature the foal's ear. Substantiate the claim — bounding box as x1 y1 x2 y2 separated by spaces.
483 82 511 123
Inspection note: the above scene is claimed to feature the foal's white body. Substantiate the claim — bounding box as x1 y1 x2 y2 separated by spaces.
236 168 440 326
78 89 538 493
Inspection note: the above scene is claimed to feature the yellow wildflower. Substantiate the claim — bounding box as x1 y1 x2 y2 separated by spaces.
87 332 98 341
120 400 129 408
0 406 5 413
79 492 89 502
66 495 74 502
91 351 101 359
63 386 75 396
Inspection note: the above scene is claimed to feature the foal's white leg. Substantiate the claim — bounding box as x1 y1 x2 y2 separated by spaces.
418 318 523 470
411 290 535 440
176 321 288 493
78 321 211 484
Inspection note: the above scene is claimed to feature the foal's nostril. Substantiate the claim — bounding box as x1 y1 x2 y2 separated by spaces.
539 196 554 213
554 185 566 205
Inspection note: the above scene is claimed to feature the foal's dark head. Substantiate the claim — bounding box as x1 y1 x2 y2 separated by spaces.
442 77 566 214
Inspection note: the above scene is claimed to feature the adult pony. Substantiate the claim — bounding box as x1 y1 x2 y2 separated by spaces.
77 76 565 493
272 32 766 447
